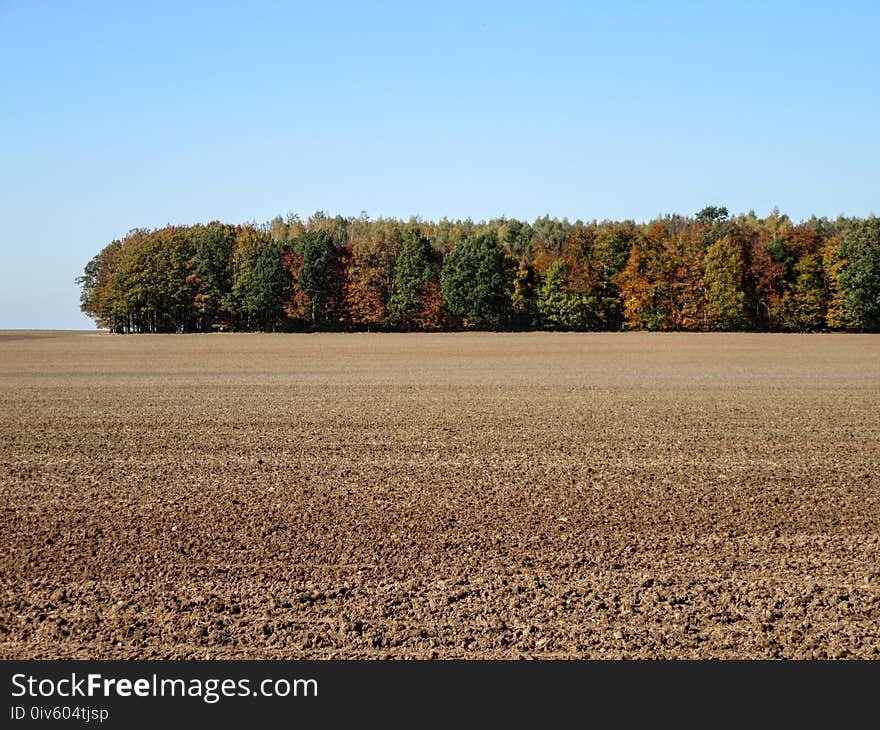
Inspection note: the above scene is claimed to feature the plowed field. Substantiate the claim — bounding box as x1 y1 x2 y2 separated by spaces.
1 331 878 658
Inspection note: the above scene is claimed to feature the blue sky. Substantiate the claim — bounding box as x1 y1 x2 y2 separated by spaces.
1 1 878 328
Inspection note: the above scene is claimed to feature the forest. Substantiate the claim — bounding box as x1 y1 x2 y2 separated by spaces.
78 207 880 333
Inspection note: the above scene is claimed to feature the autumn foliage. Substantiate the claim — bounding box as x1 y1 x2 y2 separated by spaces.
79 208 880 333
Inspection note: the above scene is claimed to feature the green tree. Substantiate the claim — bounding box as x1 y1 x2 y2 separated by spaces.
838 218 880 330
765 237 797 281
241 240 287 331
190 222 236 330
440 233 507 328
390 224 436 329
590 223 638 328
497 218 533 256
291 230 336 326
537 258 598 329
696 205 729 225
228 226 273 329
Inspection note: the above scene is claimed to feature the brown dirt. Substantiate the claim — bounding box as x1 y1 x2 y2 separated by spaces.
1 331 879 658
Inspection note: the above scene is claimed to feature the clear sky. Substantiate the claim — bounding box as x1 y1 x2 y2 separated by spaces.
1 1 878 328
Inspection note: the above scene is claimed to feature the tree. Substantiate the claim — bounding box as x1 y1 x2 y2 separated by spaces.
533 228 601 330
753 235 790 330
241 240 287 331
822 236 852 330
78 240 123 329
665 227 705 330
497 218 533 256
616 223 672 330
190 222 235 331
774 253 828 331
837 218 880 330
269 215 288 243
100 227 196 333
765 237 797 280
287 230 337 327
507 256 538 329
531 215 572 254
390 224 439 329
703 230 752 330
592 223 637 329
228 226 273 329
78 208 873 335
440 233 508 328
696 205 729 225
536 258 598 329
345 220 400 330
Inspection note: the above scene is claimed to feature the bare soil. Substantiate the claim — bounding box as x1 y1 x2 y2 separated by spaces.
1 331 879 658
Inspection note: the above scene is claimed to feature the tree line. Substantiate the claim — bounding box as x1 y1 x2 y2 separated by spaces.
78 207 880 333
